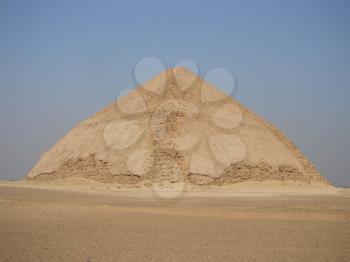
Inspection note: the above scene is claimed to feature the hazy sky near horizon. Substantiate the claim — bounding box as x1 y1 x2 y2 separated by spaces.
1 0 349 186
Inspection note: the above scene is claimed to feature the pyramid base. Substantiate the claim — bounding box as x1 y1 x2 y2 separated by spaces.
26 154 329 187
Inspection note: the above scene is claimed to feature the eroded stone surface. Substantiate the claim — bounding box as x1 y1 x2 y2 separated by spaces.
103 120 144 150
117 90 148 114
172 133 200 151
141 71 167 95
150 99 199 149
127 146 153 176
201 81 227 103
174 67 198 91
190 153 216 177
211 103 242 129
209 134 246 166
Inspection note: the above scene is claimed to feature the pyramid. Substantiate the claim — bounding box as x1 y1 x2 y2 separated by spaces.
26 68 329 186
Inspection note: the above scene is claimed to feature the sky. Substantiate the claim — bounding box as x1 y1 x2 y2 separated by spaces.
0 0 349 186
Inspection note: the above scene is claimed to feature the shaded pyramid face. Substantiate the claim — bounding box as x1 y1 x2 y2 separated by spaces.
27 68 328 185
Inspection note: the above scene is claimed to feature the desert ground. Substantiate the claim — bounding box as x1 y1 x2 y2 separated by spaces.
0 181 349 262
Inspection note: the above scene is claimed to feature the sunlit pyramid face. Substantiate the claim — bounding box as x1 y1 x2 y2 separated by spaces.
104 64 245 183
27 58 327 192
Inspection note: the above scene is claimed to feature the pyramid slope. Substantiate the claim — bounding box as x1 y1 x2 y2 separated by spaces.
26 68 329 186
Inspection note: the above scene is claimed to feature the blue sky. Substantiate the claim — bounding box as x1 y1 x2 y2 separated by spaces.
0 0 349 186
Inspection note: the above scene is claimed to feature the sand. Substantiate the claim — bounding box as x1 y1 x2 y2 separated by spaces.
0 182 349 262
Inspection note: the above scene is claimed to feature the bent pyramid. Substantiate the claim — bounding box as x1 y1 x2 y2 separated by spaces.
26 68 329 186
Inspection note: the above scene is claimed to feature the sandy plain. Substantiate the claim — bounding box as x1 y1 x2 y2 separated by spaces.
0 181 349 262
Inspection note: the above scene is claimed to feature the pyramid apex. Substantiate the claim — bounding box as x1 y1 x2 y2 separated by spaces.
171 66 198 75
